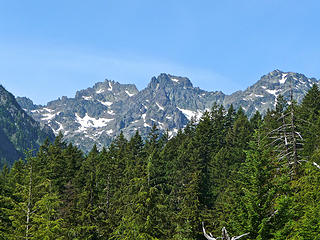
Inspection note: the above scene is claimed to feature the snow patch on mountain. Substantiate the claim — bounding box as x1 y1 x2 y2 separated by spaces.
99 100 113 107
152 120 165 129
107 82 113 91
107 110 115 115
83 96 93 101
156 102 164 111
244 93 264 101
177 107 203 121
106 129 113 135
279 73 288 84
43 108 54 113
96 88 105 94
168 128 178 138
75 113 113 131
53 121 64 135
266 89 279 97
41 111 60 121
171 77 180 83
125 90 135 97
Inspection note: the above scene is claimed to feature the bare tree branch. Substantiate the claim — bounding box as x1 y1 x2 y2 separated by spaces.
202 222 217 240
202 222 249 240
232 232 250 240
313 162 320 170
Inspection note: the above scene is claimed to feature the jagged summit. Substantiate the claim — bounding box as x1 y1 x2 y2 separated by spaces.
223 70 318 114
167 74 193 88
269 69 283 75
75 79 139 102
1 85 22 109
147 73 193 90
18 70 319 153
260 69 316 86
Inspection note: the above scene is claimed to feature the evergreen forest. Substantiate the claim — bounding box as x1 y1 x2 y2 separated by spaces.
1 85 320 240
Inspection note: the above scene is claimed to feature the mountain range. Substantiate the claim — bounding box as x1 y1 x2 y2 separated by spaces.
15 69 318 153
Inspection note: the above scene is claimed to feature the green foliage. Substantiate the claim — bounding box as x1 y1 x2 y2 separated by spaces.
1 87 320 239
0 85 55 168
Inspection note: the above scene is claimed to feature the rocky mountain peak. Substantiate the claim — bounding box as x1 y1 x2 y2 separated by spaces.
260 70 315 87
147 73 193 90
259 69 287 85
223 70 318 115
15 96 41 111
167 74 193 88
0 85 19 108
1 85 55 166
269 69 283 76
73 79 139 108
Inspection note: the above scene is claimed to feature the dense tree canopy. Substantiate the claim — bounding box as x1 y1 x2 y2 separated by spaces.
1 86 320 239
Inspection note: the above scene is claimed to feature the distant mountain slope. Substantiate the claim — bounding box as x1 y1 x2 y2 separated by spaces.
224 69 317 114
18 70 318 152
0 85 55 167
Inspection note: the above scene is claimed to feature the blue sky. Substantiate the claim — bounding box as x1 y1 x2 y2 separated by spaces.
0 0 319 104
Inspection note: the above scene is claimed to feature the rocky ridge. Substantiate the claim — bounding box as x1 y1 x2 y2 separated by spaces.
17 70 318 152
0 85 55 167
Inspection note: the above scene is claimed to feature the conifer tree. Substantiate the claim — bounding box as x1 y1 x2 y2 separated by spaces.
298 84 320 158
2 152 65 239
232 130 275 239
74 144 100 238
29 179 65 239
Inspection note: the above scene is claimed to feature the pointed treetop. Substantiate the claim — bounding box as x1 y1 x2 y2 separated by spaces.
89 144 99 156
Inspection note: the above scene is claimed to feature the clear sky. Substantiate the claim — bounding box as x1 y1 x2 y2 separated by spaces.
0 0 319 104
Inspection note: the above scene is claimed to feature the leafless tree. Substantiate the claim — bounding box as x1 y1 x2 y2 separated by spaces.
202 222 249 240
268 86 320 175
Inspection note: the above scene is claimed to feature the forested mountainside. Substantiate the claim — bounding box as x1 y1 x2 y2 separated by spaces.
18 69 318 153
0 85 55 168
1 85 320 239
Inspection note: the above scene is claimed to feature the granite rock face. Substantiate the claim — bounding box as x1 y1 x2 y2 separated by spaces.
18 70 318 152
